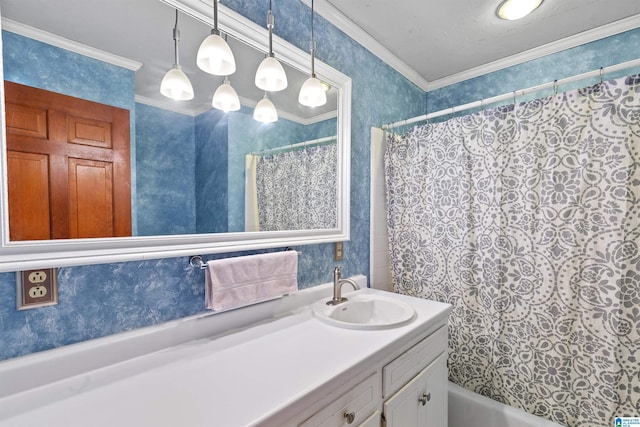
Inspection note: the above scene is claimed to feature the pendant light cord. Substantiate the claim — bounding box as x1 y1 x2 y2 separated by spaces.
173 9 180 67
267 0 274 57
310 0 316 77
213 0 220 35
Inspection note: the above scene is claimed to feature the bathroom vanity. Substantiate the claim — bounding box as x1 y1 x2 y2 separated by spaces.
0 278 451 426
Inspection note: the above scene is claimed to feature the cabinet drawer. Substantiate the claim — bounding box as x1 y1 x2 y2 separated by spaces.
299 373 380 427
382 326 447 397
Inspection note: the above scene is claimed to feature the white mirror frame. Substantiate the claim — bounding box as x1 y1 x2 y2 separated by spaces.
0 0 351 272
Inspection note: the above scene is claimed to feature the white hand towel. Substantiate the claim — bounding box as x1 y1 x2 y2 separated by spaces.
205 251 298 311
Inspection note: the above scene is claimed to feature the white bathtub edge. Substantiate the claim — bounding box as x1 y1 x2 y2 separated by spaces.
448 381 564 427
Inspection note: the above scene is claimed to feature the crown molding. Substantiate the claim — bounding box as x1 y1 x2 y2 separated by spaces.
306 2 640 93
427 13 640 90
303 0 430 91
1 18 142 71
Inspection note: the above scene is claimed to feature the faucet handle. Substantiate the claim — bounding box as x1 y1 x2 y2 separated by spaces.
334 266 342 279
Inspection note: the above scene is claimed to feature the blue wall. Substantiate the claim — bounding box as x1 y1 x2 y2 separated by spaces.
1 31 134 110
195 109 229 234
136 103 197 235
0 0 424 361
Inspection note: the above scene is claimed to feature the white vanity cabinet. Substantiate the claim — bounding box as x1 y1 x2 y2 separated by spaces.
297 324 448 427
381 326 448 427
382 353 447 426
0 284 451 427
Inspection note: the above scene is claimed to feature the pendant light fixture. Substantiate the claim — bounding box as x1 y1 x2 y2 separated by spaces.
298 0 326 107
212 77 241 112
160 9 194 101
255 0 288 92
197 0 236 75
253 93 278 123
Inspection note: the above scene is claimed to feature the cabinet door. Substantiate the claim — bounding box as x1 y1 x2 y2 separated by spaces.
383 353 447 427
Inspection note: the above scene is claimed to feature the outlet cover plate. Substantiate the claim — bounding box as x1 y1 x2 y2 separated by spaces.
16 268 58 310
334 241 344 261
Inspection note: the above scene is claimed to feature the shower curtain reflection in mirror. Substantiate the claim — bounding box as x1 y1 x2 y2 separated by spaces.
245 137 337 231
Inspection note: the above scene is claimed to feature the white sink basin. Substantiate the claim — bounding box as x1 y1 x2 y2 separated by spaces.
312 292 416 330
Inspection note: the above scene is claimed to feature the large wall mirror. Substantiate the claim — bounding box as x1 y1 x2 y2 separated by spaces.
0 0 351 271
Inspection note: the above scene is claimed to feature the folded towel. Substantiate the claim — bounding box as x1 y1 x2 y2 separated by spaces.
205 251 298 311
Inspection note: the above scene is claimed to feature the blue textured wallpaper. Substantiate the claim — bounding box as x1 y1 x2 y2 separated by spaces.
196 109 229 234
1 31 134 110
1 0 421 361
135 103 196 235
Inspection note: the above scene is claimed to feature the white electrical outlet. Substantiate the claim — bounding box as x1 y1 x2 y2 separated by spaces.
28 271 48 284
28 286 48 298
17 268 58 310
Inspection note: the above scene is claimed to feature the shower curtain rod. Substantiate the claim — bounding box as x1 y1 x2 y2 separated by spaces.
248 135 337 156
382 58 640 130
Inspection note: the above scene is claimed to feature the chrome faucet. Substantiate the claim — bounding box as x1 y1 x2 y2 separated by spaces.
327 266 360 305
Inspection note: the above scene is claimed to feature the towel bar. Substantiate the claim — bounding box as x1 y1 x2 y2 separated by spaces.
189 251 301 270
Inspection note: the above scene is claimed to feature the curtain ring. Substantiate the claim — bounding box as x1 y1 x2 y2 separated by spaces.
599 67 604 85
512 91 517 106
553 80 558 96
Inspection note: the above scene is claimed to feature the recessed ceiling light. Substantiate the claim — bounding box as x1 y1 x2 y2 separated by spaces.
497 0 543 20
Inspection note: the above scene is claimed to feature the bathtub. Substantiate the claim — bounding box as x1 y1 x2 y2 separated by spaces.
448 382 564 427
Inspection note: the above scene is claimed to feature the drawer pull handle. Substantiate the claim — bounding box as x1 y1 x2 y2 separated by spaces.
419 392 431 406
344 411 356 424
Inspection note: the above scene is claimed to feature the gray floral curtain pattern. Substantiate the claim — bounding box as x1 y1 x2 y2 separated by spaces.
255 142 337 231
384 74 640 427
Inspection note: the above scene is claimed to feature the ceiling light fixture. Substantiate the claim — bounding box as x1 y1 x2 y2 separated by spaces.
253 92 278 123
497 0 543 20
197 0 236 75
212 77 241 112
298 0 327 107
255 0 288 92
160 9 194 101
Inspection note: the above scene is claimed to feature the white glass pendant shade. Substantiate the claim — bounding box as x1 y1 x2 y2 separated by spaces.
255 56 288 91
298 76 327 107
497 0 542 20
212 81 240 112
160 66 194 101
197 33 236 76
253 96 278 123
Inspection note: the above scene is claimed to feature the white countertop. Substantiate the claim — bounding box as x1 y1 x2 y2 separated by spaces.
0 283 450 427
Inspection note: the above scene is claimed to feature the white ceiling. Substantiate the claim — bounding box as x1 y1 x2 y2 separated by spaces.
312 0 640 90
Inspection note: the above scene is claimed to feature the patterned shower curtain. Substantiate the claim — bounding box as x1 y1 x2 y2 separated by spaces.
255 142 337 231
384 74 640 427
